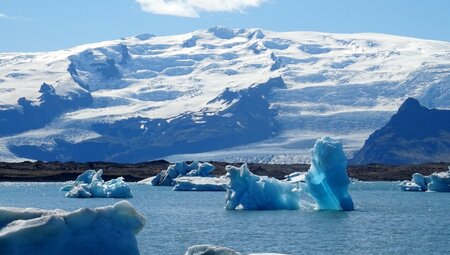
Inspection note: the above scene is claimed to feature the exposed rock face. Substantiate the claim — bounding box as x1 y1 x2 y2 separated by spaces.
351 98 450 165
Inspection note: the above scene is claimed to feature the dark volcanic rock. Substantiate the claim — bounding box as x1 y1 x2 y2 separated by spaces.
351 98 450 165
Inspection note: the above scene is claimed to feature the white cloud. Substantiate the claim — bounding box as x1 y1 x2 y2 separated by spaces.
135 0 265 18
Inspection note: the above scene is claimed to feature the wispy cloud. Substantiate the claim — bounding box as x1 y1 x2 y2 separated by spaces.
0 12 14 20
135 0 265 18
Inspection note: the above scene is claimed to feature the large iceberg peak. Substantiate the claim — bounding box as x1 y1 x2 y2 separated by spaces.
305 136 354 211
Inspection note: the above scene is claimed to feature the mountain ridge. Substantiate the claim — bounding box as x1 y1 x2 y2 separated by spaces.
351 98 450 165
1 27 449 163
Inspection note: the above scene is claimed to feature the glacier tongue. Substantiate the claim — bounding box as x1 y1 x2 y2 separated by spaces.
1 28 450 162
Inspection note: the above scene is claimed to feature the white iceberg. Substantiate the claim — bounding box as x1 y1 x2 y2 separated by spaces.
283 172 307 183
151 161 215 186
0 201 146 255
400 166 450 192
185 245 288 255
62 169 133 198
173 176 228 191
225 164 300 210
305 137 354 211
185 245 241 255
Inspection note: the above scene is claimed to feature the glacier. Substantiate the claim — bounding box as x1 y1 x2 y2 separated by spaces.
225 164 300 210
62 169 133 198
0 201 146 255
151 161 215 186
400 166 450 192
1 27 449 163
305 137 354 211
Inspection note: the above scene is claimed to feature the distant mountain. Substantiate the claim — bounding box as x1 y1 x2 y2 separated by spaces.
1 27 450 163
351 98 450 165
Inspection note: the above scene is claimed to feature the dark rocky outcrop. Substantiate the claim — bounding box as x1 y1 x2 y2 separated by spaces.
351 98 450 165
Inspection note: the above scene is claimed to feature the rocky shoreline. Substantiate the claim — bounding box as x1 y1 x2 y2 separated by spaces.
0 161 448 182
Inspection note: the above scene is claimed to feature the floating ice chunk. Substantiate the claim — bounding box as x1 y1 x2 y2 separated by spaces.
185 245 289 255
0 201 146 255
137 176 155 185
399 180 423 191
400 167 450 192
173 176 228 191
428 170 450 192
151 161 215 186
284 172 307 183
225 164 300 210
62 169 133 198
305 137 354 211
400 173 429 191
185 245 241 255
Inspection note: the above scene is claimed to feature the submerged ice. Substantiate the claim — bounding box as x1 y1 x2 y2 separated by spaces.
305 137 354 211
0 201 146 255
400 166 450 192
61 169 133 198
151 161 215 186
225 164 300 210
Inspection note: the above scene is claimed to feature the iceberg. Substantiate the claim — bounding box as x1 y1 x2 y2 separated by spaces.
62 169 133 198
185 245 241 255
0 201 146 255
173 176 228 191
283 172 307 183
151 161 215 186
400 166 450 192
305 137 354 211
225 164 300 210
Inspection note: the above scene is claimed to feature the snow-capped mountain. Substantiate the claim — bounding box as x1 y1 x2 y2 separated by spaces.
1 27 449 163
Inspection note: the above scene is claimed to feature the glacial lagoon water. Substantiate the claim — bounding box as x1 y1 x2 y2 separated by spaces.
0 182 449 255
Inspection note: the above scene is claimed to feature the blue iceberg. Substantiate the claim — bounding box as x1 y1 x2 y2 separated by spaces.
400 166 450 192
62 169 133 198
305 137 354 211
151 161 215 186
0 201 146 255
225 164 300 210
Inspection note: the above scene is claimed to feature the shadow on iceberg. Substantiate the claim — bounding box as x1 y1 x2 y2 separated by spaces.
0 201 146 255
225 137 354 211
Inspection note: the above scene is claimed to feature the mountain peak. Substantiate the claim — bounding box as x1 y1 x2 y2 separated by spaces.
398 97 423 113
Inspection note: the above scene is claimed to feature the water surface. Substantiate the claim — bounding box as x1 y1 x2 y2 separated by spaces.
0 182 449 254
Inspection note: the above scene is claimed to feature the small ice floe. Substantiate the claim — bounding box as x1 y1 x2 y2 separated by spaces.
283 171 307 183
173 176 228 191
150 161 215 186
61 169 133 198
0 201 146 255
400 166 450 192
185 245 289 255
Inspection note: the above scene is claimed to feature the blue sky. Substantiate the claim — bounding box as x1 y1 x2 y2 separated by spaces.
1 0 449 52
